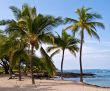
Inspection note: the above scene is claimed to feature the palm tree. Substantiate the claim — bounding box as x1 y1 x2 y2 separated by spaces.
12 40 29 81
0 4 63 84
65 6 105 82
19 5 63 84
47 30 79 80
0 30 10 74
0 33 22 79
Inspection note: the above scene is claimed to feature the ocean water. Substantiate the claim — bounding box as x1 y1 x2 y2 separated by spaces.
55 69 110 87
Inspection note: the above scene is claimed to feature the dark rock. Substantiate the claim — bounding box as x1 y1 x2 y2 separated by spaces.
33 73 50 79
56 72 95 78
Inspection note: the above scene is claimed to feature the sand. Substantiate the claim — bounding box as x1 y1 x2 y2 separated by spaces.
0 76 110 91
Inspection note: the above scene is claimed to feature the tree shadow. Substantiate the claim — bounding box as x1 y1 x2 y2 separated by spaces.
0 86 56 91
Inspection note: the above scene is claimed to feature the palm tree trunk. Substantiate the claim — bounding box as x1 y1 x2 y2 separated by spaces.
9 66 12 79
61 49 65 80
30 45 35 84
4 67 9 74
79 31 84 82
18 60 21 81
9 58 12 79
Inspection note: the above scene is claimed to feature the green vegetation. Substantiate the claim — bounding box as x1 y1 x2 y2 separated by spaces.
0 4 104 84
47 30 79 80
65 7 105 82
0 67 3 73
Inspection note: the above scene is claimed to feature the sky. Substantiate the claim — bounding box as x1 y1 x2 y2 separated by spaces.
0 0 110 70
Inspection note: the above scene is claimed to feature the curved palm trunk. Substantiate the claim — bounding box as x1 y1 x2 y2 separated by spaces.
79 31 84 82
61 49 65 80
30 45 35 84
18 60 21 81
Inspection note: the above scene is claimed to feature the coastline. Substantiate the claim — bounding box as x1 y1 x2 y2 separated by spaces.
84 82 110 88
0 77 110 91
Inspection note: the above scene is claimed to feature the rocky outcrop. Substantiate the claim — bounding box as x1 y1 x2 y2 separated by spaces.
56 72 95 78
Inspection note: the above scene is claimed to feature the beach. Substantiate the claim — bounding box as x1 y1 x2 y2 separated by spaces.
0 77 110 91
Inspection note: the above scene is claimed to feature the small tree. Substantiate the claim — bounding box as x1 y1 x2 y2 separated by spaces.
47 30 79 80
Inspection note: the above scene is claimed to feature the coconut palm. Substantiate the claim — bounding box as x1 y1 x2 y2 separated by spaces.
65 6 105 82
12 39 29 81
0 4 63 84
0 33 23 79
19 5 62 84
47 30 79 80
0 31 10 74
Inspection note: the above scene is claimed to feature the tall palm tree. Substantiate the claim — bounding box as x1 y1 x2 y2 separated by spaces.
0 4 63 84
19 5 63 84
47 30 79 80
65 6 105 82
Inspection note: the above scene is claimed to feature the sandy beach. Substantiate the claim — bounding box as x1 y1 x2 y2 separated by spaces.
0 77 110 91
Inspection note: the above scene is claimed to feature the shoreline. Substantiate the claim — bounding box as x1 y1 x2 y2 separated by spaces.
56 79 110 88
84 82 110 88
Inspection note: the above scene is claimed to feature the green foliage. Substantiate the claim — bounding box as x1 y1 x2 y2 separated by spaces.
0 4 105 81
0 67 4 73
0 4 63 78
65 6 105 41
64 6 105 82
47 30 79 55
40 47 56 77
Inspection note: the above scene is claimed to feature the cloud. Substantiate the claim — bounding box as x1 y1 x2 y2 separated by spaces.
35 40 110 69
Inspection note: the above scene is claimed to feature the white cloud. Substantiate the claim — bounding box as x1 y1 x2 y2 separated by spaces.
35 40 110 70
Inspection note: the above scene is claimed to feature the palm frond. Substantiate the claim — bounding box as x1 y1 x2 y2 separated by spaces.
12 49 29 66
90 29 100 40
40 47 56 77
68 46 78 57
50 49 60 58
39 32 54 44
64 18 78 24
0 20 13 25
10 6 21 20
47 46 58 52
89 22 105 29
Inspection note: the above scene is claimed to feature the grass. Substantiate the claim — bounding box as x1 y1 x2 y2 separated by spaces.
0 67 4 73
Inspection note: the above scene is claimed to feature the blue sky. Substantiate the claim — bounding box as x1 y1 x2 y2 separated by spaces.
0 0 110 69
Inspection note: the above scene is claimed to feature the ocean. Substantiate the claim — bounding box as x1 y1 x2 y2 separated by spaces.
55 69 110 87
